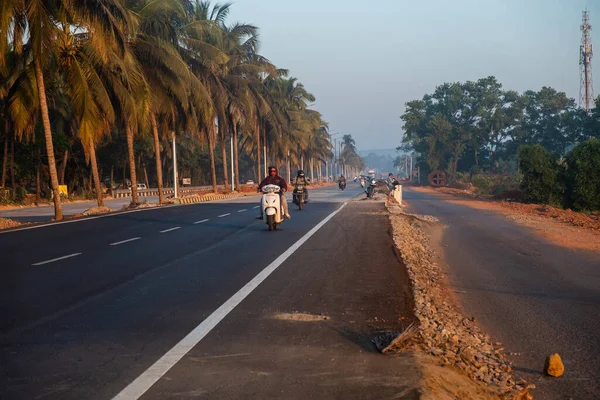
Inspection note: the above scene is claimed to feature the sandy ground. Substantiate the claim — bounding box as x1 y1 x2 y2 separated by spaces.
410 186 600 252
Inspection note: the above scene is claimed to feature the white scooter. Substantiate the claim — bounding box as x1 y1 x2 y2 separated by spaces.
261 184 285 231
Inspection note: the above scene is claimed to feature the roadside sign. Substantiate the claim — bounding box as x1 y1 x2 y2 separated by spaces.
182 178 191 185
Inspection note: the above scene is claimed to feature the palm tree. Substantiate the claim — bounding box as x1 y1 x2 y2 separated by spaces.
125 0 202 203
0 0 129 219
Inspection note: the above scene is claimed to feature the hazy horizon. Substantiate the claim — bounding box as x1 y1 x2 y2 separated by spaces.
229 0 599 151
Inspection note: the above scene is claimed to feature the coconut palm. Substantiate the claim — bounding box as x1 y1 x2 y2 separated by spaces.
0 0 129 219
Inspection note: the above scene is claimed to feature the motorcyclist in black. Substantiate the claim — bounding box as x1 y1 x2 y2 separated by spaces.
292 170 309 204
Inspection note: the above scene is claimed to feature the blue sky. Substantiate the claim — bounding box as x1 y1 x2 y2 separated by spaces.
229 0 599 151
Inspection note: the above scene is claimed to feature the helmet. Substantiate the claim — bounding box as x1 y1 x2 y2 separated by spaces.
268 166 277 175
297 170 305 177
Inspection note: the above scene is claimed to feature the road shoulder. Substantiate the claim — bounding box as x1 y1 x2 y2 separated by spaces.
138 201 422 400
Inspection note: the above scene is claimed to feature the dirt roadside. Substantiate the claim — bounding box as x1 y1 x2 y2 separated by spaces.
410 186 600 253
385 199 533 400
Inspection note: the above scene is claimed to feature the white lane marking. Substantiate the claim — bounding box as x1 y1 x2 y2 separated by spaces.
32 253 82 266
111 202 348 400
237 209 247 213
110 237 141 246
159 227 181 234
252 205 260 209
193 219 209 225
217 213 231 218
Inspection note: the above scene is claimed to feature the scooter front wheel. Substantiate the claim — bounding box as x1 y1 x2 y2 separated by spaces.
267 214 276 231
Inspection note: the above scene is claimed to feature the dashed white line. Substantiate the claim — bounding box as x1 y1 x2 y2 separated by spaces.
111 202 348 400
237 209 247 213
32 253 82 266
159 227 181 233
193 219 209 224
217 213 231 218
110 237 141 246
252 205 260 209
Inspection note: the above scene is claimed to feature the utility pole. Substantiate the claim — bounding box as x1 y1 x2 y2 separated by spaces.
580 10 594 113
230 136 234 191
172 132 178 198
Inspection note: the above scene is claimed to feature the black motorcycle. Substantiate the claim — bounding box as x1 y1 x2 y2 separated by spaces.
366 178 390 198
292 185 308 210
338 181 347 190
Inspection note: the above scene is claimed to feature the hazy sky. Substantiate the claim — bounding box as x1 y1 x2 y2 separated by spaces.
229 0 599 151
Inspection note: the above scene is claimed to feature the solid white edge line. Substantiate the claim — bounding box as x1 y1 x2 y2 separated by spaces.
193 219 209 224
159 227 181 233
237 209 247 213
32 253 82 266
217 213 231 218
111 201 348 400
110 237 141 246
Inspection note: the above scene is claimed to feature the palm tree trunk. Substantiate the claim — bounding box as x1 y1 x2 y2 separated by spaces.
150 114 165 204
206 130 217 193
35 152 41 204
143 166 149 188
34 61 63 220
233 126 240 190
1 126 7 187
125 124 139 205
219 120 229 189
255 120 261 182
88 140 104 207
59 149 68 185
10 133 15 196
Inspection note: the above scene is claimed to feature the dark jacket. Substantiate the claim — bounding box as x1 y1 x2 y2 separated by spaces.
258 174 288 192
292 176 309 187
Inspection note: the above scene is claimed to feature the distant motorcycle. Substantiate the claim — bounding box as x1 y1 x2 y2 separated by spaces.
292 184 307 210
366 179 377 198
366 179 387 198
338 180 346 190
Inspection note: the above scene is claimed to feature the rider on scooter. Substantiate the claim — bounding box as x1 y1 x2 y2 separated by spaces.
292 170 309 204
257 166 291 220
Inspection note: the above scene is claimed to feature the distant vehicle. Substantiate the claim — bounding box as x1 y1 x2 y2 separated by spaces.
136 183 147 190
245 180 255 185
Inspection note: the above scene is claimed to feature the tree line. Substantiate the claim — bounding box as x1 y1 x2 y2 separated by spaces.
400 76 600 180
0 0 341 220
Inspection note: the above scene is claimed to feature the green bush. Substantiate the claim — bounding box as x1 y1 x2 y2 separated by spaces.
564 139 600 211
518 145 563 206
15 186 27 202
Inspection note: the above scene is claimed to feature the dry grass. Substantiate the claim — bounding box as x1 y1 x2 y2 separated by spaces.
0 218 23 230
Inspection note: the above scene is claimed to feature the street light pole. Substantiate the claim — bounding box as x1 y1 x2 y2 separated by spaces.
172 132 178 198
230 136 234 191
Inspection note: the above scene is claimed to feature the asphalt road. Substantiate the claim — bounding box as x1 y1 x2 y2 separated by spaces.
404 188 600 400
0 184 419 400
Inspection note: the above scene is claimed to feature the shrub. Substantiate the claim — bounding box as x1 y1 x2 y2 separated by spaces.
15 186 27 202
564 139 600 211
518 145 563 206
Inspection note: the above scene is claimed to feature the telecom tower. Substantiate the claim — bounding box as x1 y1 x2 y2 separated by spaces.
580 10 594 112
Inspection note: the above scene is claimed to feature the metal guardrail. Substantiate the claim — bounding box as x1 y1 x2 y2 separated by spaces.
111 186 222 198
